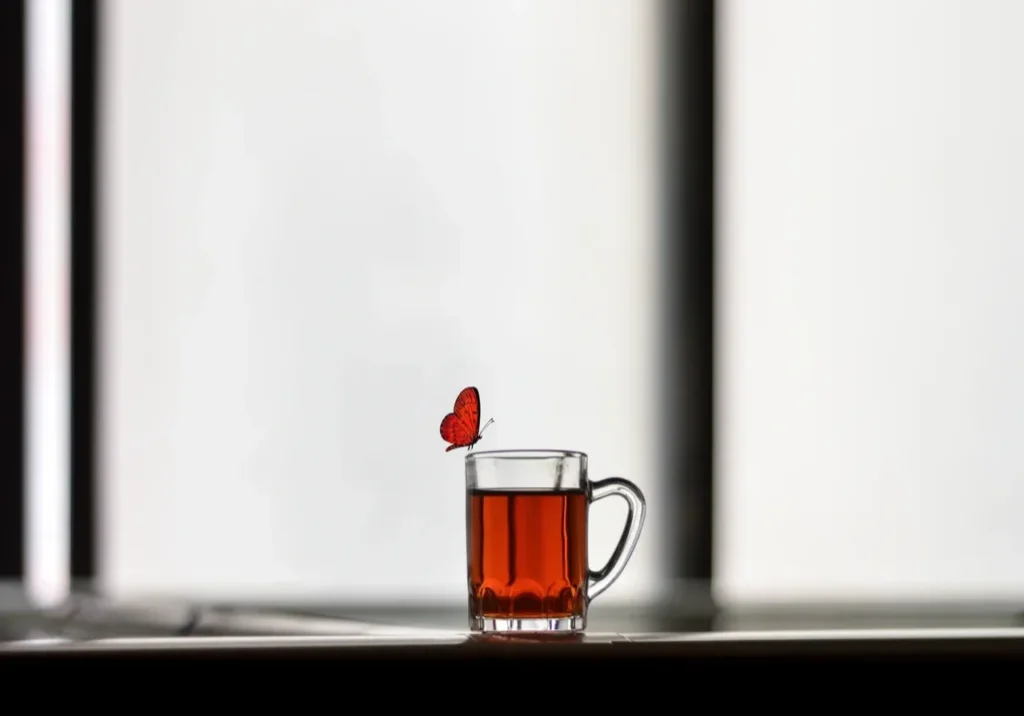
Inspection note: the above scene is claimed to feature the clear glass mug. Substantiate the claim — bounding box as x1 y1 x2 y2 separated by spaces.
465 449 646 634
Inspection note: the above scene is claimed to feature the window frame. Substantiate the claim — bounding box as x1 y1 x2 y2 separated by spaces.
67 1 720 620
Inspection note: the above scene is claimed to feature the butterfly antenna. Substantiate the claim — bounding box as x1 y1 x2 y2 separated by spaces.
480 417 494 435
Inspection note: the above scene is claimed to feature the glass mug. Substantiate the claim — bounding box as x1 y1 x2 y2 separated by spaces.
465 449 646 634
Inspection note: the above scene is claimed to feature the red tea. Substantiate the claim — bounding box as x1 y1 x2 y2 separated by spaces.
467 489 588 619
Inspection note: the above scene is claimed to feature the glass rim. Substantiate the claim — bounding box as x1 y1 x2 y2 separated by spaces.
465 449 587 462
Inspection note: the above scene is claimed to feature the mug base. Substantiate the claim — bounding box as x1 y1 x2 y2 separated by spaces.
471 616 585 633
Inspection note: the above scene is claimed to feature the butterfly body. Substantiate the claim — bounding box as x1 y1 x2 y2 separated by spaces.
440 386 494 452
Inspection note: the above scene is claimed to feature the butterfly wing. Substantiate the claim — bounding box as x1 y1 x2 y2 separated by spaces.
440 386 482 452
453 386 481 435
440 413 473 451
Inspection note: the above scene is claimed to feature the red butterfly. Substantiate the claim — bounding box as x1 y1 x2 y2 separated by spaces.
440 386 494 452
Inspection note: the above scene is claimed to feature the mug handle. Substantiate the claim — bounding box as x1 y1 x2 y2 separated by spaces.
587 477 647 601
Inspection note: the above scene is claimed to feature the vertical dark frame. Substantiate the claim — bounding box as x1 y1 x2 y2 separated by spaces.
0 0 26 581
660 0 716 626
71 0 100 583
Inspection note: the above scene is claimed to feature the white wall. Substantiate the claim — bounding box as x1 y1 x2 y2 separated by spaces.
718 0 1024 603
98 0 661 604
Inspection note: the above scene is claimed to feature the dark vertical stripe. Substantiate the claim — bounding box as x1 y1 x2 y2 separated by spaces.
0 1 26 580
71 0 99 581
660 0 716 627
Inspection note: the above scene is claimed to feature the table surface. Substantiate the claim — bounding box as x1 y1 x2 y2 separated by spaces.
3 583 1024 658
5 628 1024 662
